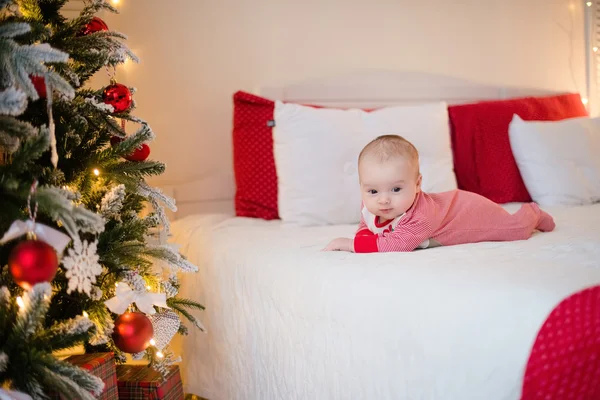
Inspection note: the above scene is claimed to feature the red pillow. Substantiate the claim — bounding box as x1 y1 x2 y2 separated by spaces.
448 93 588 203
232 91 279 219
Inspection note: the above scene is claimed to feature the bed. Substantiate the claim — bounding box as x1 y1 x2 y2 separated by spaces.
164 71 600 400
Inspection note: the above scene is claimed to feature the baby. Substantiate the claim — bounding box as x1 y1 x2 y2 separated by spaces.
324 134 555 253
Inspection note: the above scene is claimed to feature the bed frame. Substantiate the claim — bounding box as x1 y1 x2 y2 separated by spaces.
161 70 563 220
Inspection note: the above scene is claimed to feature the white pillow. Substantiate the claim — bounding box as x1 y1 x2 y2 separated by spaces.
272 101 457 226
508 114 600 206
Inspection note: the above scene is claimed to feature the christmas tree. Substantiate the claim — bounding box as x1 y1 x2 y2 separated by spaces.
0 1 203 398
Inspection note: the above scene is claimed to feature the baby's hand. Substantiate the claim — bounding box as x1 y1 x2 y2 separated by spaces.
323 237 354 252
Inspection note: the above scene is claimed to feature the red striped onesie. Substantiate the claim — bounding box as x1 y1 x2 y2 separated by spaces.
353 189 556 253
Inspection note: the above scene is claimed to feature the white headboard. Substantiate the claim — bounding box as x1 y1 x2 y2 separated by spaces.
163 70 562 220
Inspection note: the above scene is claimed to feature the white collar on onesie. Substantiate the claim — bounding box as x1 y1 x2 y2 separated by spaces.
361 207 431 249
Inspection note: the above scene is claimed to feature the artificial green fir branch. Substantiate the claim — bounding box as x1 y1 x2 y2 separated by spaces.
38 354 103 397
78 0 116 20
38 367 100 400
166 297 205 312
105 160 165 179
99 216 149 246
95 123 154 161
15 0 43 21
3 125 48 172
0 116 36 146
0 284 101 400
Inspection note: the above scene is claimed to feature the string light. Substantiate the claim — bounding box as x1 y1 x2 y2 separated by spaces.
146 285 151 290
93 168 100 176
582 97 589 105
149 339 156 346
111 0 120 4
156 351 164 358
16 296 24 309
83 311 89 318
594 47 598 52
115 283 119 287
587 1 592 6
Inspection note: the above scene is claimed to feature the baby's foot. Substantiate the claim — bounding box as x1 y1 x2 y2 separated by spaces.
532 203 556 232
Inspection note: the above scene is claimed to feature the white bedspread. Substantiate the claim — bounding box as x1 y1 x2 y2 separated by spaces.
170 204 600 400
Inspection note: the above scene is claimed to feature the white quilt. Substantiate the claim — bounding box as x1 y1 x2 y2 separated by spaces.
171 204 600 400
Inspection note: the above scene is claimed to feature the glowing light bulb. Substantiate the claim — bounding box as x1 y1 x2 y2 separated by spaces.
93 168 100 176
582 97 589 105
594 47 598 52
146 285 151 290
16 297 24 309
111 0 120 4
83 311 89 318
156 351 164 358
115 283 119 287
587 1 592 6
150 339 156 346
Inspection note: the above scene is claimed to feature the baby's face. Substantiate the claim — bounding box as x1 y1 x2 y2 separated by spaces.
359 156 421 220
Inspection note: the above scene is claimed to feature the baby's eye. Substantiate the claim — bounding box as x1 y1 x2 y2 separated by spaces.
368 189 378 195
392 187 401 193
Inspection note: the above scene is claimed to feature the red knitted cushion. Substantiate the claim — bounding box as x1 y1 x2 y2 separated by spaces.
232 91 279 220
521 285 600 400
448 93 588 203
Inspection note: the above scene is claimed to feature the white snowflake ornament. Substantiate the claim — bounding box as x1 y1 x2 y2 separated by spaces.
62 239 102 295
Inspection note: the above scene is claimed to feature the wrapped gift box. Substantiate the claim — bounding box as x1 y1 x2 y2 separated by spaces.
116 364 184 400
48 352 118 399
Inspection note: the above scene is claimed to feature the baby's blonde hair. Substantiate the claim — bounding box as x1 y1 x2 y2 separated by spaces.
358 134 420 177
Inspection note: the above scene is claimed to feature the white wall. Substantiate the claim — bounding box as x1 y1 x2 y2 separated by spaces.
94 0 587 198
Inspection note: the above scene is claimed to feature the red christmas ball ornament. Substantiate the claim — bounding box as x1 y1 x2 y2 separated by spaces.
79 16 109 36
125 144 150 162
30 75 47 98
102 83 132 113
110 136 151 162
112 312 154 353
8 240 58 290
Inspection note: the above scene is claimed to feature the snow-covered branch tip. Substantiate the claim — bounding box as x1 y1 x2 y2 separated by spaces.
0 22 31 39
100 184 125 220
137 182 176 211
53 316 94 337
0 353 8 374
85 97 114 113
137 181 177 234
129 124 155 143
0 88 27 116
149 244 198 273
